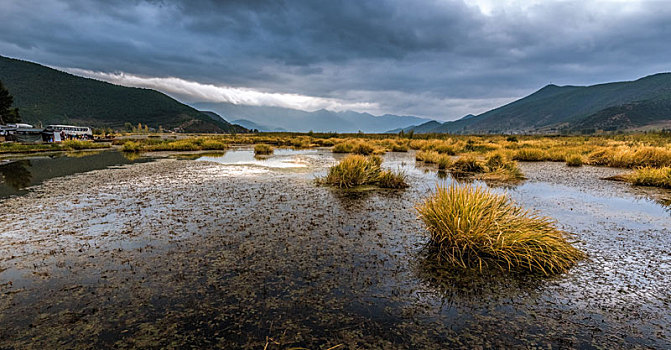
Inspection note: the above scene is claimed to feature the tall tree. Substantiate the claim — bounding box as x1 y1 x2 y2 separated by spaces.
0 80 21 124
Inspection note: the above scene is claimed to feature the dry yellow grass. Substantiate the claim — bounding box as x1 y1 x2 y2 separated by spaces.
416 184 584 275
565 154 584 167
622 166 671 188
478 152 524 182
111 132 671 174
254 143 274 155
319 154 407 189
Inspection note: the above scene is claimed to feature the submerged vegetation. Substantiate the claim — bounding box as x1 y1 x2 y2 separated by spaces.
416 184 584 275
319 154 407 189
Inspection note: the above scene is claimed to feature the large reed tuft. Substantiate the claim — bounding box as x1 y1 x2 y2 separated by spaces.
320 155 407 189
416 184 583 275
321 155 382 188
254 143 274 155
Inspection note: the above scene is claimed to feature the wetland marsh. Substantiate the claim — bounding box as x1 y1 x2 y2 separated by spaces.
0 143 669 349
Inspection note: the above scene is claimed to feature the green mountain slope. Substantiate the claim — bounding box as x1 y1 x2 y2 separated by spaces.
567 97 671 132
432 73 671 134
0 55 244 132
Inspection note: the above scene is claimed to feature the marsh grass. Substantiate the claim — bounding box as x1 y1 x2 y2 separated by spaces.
450 155 485 175
352 142 375 155
565 154 584 167
332 142 353 153
319 154 407 189
416 150 440 163
416 184 584 275
120 137 229 152
378 169 409 188
479 152 524 182
588 146 671 168
437 155 452 170
253 143 274 155
391 143 409 152
623 167 671 188
332 140 379 155
106 133 671 172
121 141 141 152
60 140 110 151
0 141 109 154
513 148 549 162
320 155 381 188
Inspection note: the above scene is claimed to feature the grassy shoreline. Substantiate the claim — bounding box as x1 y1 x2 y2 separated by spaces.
0 140 111 155
4 132 671 189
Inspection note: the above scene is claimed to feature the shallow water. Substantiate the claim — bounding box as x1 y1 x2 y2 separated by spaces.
0 149 670 348
0 151 154 199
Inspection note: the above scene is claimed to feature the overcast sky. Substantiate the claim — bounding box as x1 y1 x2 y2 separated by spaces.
1 0 670 120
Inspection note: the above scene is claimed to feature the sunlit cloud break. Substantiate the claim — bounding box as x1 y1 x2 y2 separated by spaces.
63 68 381 113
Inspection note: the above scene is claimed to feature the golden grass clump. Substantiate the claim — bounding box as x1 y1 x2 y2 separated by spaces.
623 166 671 188
254 143 274 155
588 146 671 168
513 148 549 162
287 136 312 149
121 141 141 152
321 155 381 188
313 138 336 147
416 184 584 275
119 137 229 152
433 143 458 155
391 143 409 152
332 140 379 155
352 142 375 155
450 155 485 175
320 155 407 189
332 142 354 153
199 139 229 151
408 140 428 150
60 140 110 151
378 169 409 189
565 154 584 167
479 152 524 181
416 150 440 163
437 154 452 170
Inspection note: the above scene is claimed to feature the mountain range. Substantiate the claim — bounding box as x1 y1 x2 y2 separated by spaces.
397 73 671 134
191 102 432 133
0 55 245 133
2 55 670 134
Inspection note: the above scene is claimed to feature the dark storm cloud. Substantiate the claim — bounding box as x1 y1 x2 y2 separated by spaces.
1 0 670 119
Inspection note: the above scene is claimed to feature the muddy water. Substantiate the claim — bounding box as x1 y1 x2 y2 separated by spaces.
0 149 669 349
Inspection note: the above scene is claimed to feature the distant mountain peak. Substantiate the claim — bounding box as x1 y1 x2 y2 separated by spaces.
191 101 434 133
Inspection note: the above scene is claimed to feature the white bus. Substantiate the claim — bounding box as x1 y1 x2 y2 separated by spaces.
44 125 93 140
